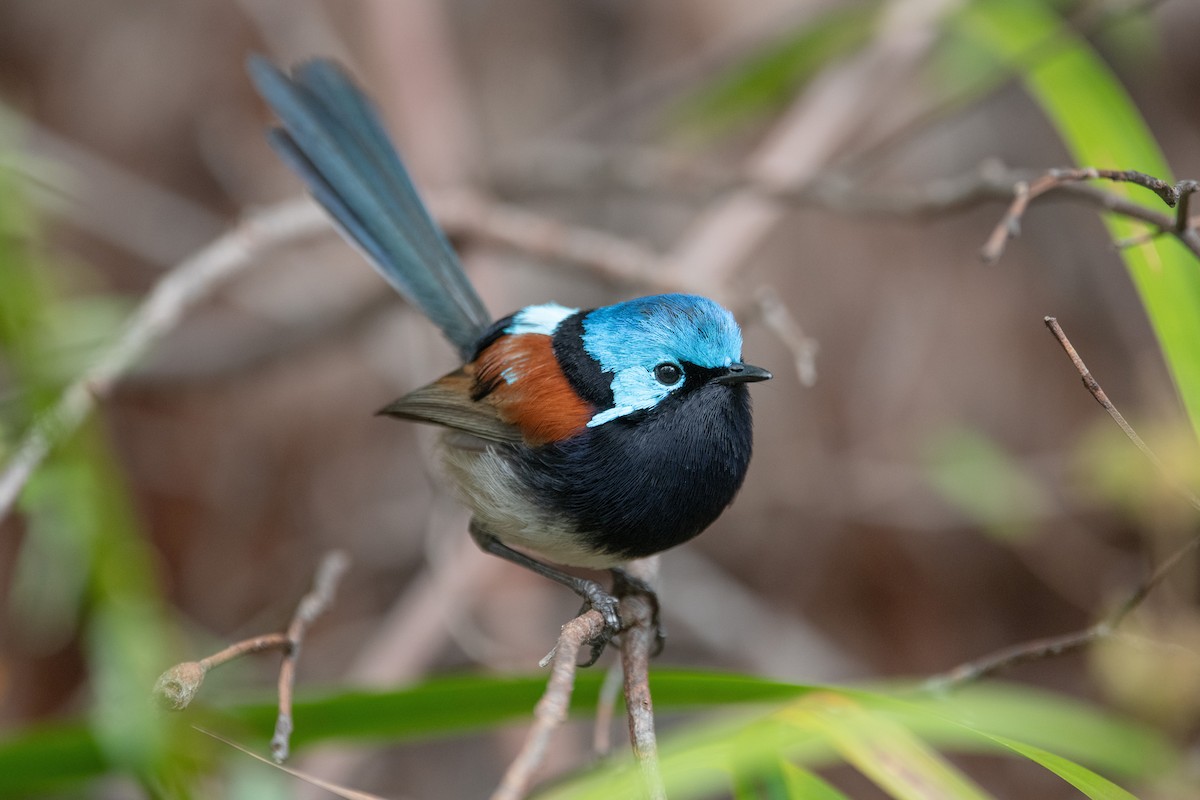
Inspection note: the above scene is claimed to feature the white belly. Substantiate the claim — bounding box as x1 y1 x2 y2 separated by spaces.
437 433 623 569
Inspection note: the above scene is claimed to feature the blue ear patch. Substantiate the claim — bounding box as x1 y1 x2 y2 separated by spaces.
581 294 743 426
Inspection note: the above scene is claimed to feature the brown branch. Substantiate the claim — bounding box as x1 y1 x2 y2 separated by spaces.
494 557 664 799
926 318 1200 689
430 189 669 290
272 550 351 761
155 550 350 763
619 587 665 800
491 609 607 800
980 168 1200 264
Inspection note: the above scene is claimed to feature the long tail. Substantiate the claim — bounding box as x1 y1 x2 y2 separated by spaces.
248 56 491 358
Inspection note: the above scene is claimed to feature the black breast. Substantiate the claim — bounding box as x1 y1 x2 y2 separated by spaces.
518 382 754 561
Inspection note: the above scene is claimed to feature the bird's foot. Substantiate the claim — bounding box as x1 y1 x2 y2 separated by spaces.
574 581 622 667
611 568 666 658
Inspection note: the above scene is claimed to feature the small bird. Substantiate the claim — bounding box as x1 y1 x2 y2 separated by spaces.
249 57 771 657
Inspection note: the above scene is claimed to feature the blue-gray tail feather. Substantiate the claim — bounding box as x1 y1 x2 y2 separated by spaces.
248 56 491 358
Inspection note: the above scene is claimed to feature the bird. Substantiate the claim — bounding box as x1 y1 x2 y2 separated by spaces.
248 56 771 659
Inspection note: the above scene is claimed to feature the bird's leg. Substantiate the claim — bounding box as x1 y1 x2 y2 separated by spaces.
610 567 666 657
469 521 621 665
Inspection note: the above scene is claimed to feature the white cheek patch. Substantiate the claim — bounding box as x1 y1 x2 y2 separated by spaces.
587 366 671 427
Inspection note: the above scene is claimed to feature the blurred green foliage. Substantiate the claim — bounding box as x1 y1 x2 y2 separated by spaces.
669 3 880 142
1 140 192 795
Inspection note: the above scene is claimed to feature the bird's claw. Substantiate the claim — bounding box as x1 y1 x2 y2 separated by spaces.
568 574 666 667
576 584 622 667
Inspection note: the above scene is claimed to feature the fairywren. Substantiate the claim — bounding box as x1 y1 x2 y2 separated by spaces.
249 57 771 656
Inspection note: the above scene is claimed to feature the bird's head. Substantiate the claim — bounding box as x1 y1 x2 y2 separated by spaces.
571 294 771 427
453 294 770 447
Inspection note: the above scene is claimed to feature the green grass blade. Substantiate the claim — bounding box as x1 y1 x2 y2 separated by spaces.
0 672 1173 796
781 693 997 800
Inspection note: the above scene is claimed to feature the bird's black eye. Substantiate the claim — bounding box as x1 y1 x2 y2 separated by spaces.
654 362 683 386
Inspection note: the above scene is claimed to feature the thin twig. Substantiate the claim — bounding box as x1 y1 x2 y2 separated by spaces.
753 286 818 388
154 550 350 764
925 319 1200 689
980 168 1200 264
1044 317 1200 514
1174 180 1200 232
272 550 351 762
196 726 394 800
0 197 329 524
492 610 607 800
620 589 665 800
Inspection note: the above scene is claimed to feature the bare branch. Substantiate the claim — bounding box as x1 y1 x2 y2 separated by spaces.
980 168 1200 264
431 190 669 290
620 588 665 800
926 318 1200 689
155 550 349 764
492 610 607 800
273 551 351 762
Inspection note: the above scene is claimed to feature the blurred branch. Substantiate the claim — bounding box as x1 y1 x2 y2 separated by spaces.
663 0 960 288
927 318 1200 689
432 190 667 288
1 103 227 266
156 550 349 762
0 197 328 524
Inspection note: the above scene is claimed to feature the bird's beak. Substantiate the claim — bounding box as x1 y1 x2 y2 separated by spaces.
713 362 772 385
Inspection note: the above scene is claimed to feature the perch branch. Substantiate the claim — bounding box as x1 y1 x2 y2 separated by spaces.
493 559 664 799
620 586 665 800
926 318 1200 689
155 550 349 763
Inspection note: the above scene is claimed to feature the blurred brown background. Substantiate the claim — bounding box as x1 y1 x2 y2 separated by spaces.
3 0 1200 796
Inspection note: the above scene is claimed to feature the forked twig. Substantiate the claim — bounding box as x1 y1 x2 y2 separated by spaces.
155 550 349 762
981 168 1200 264
927 318 1200 689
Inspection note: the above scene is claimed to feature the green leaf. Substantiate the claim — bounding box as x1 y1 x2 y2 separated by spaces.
922 426 1053 541
953 0 1200 444
780 692 996 800
0 672 1173 797
670 4 880 140
778 761 850 800
985 734 1138 800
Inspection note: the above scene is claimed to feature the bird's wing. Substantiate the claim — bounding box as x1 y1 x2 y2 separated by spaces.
378 370 524 445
